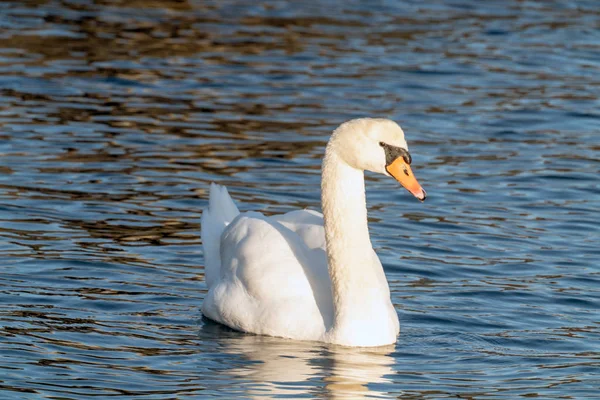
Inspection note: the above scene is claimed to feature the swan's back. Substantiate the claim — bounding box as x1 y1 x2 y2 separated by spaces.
272 209 326 251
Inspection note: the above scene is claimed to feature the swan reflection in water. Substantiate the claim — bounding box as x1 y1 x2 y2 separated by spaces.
200 321 396 399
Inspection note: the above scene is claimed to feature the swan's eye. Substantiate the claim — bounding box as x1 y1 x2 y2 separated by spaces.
379 142 386 147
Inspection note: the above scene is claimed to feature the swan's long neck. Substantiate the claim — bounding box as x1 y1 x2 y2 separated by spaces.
321 149 371 267
321 142 398 345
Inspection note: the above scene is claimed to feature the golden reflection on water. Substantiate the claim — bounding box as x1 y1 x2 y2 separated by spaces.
216 333 395 399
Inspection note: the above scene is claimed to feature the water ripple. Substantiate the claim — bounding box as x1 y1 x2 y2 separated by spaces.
1 0 599 398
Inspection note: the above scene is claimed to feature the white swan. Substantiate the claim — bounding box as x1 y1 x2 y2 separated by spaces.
201 118 426 347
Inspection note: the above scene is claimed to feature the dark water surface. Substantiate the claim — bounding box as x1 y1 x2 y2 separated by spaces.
1 0 599 398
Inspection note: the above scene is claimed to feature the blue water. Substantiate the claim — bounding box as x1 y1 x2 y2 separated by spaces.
1 0 599 398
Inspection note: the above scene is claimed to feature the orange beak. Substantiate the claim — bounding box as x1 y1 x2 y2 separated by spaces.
385 157 427 201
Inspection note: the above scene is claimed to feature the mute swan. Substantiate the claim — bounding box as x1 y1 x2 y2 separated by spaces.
201 118 426 347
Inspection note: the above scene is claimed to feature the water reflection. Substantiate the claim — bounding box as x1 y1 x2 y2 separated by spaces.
203 323 395 399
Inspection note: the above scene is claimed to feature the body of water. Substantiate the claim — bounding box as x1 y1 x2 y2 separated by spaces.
1 0 599 398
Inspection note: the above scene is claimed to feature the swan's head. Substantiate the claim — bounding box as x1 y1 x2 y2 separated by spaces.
329 118 426 201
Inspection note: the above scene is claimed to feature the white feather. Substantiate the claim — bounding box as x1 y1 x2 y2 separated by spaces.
200 118 419 346
201 183 239 288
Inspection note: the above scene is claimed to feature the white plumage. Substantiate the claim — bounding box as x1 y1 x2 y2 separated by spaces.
201 118 426 346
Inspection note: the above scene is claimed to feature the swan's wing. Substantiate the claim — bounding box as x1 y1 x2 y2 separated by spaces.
271 209 325 252
218 211 327 301
202 210 331 339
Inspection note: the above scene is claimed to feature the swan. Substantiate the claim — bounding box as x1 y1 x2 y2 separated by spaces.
201 118 426 347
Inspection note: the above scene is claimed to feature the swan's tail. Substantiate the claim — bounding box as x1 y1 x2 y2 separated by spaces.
201 183 239 288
